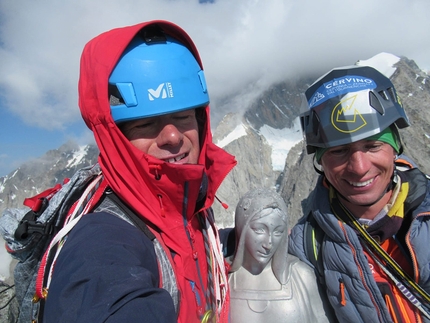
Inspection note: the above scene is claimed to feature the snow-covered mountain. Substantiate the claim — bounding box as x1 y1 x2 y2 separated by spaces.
0 141 99 213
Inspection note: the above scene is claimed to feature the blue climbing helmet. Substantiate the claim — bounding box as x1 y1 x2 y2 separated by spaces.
108 24 209 123
300 65 410 154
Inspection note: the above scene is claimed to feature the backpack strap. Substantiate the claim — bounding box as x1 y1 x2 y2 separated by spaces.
304 212 325 285
104 191 155 240
101 190 179 314
395 157 415 171
35 174 107 301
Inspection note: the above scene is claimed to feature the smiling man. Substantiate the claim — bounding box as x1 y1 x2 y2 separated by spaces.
289 66 430 322
42 21 236 323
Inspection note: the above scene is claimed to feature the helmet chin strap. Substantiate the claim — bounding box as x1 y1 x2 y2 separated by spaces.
313 155 324 175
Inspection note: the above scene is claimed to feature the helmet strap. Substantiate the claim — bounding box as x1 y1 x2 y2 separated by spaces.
313 155 324 175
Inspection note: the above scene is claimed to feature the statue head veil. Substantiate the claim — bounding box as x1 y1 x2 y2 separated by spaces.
230 188 290 284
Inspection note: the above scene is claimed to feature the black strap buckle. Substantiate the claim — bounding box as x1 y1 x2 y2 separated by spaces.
14 198 51 240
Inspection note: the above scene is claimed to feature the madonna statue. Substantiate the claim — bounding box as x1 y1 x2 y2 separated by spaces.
228 188 333 322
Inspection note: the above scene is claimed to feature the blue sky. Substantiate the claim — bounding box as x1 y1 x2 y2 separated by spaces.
1 0 429 177
0 107 91 176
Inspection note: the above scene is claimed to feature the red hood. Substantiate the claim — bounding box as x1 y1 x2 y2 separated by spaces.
78 20 237 252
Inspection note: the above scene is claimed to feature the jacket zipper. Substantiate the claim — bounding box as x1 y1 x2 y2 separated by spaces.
339 221 386 322
181 181 207 318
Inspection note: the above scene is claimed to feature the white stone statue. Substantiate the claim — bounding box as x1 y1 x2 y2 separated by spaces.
228 188 333 322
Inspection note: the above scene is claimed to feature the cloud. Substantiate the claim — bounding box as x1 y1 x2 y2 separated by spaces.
0 0 429 131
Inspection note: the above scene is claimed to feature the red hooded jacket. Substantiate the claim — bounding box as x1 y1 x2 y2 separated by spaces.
47 21 236 322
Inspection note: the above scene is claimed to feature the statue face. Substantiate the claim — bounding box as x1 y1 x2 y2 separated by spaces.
242 212 286 273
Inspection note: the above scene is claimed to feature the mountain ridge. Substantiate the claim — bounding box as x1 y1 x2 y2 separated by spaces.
1 54 429 229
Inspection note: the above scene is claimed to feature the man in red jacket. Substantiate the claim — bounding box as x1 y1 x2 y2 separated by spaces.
43 20 236 323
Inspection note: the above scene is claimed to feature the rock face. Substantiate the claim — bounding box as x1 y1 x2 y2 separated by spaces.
391 58 430 173
278 140 317 228
212 115 276 227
